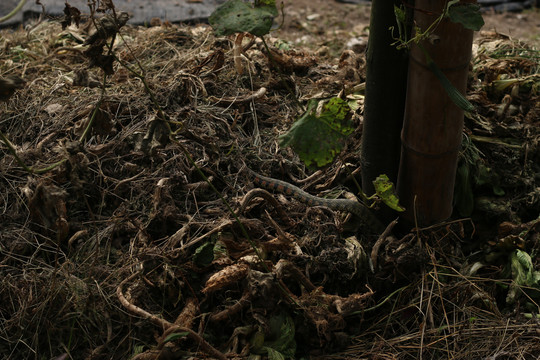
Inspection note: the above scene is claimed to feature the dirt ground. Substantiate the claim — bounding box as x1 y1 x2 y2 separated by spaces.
0 1 539 360
275 0 540 48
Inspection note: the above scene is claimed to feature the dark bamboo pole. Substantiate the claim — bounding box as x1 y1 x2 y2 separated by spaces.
361 0 409 201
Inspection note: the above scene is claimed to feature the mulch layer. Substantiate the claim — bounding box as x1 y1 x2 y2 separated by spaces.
0 6 539 360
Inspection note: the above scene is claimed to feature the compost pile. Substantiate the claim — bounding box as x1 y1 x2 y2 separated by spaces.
0 3 539 360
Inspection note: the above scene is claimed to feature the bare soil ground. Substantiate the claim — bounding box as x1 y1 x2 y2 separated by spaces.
0 1 539 360
275 1 540 49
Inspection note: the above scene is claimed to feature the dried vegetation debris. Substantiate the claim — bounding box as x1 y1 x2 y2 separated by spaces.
0 8 538 360
465 30 540 228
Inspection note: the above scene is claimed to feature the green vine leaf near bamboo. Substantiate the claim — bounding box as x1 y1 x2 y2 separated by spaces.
446 1 484 31
278 98 354 168
372 174 405 212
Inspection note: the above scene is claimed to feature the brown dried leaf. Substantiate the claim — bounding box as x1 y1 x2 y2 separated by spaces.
202 263 249 294
61 3 81 30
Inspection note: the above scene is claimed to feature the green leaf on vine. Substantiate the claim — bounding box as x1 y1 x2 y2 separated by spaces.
373 175 405 212
279 98 354 168
447 3 484 31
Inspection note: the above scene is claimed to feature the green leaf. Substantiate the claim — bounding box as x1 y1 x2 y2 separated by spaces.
209 0 277 37
132 344 145 356
393 4 407 41
492 185 505 196
446 0 460 8
263 313 296 358
264 346 286 360
275 39 291 51
373 175 405 212
279 98 354 168
447 3 484 31
492 78 520 93
250 328 265 353
193 242 215 267
506 249 540 304
393 4 406 24
256 0 276 7
427 59 475 112
163 332 189 344
514 250 540 287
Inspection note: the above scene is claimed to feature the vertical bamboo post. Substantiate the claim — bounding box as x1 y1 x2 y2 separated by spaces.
397 0 474 226
361 0 408 199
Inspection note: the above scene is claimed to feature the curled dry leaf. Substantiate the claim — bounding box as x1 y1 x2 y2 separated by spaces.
202 263 249 294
